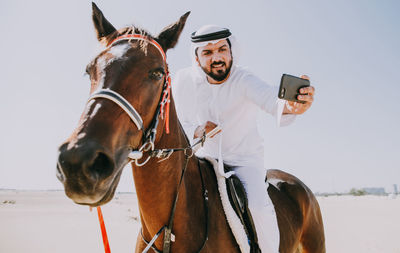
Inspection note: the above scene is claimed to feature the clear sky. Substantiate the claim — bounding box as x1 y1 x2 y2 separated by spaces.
0 0 399 193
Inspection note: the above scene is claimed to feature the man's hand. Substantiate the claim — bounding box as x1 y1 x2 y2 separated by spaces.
194 121 221 139
283 75 315 114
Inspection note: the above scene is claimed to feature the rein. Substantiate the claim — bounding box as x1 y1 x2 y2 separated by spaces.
89 34 209 253
141 135 210 253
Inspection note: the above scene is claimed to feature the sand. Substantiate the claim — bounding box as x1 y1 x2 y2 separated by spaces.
1 191 399 253
0 191 140 253
319 195 400 253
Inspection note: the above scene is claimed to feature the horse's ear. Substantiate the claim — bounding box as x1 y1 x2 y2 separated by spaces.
92 2 116 42
156 11 190 52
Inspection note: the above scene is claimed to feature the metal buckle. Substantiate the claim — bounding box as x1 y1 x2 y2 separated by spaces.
157 149 174 163
131 141 155 167
141 141 155 153
184 148 194 158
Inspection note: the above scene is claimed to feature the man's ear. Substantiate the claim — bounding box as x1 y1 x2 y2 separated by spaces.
92 2 116 42
195 56 201 67
156 11 190 52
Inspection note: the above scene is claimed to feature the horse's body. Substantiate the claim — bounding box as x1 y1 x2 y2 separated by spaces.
57 3 325 252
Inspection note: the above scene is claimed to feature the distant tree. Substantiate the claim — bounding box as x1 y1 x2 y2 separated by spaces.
349 188 366 196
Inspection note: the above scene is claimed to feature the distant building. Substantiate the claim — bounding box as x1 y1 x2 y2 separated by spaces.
362 187 386 195
394 184 398 195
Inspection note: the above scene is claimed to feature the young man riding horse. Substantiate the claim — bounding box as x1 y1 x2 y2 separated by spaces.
172 25 315 252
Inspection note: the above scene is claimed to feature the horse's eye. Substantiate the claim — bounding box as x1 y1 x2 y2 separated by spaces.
149 69 165 80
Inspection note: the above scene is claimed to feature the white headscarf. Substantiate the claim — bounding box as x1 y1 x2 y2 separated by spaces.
190 25 241 83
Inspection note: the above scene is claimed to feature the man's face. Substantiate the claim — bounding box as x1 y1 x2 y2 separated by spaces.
196 39 232 82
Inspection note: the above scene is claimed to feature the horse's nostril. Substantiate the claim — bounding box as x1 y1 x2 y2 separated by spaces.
87 152 114 180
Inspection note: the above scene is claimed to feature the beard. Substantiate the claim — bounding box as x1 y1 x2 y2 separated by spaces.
201 60 233 82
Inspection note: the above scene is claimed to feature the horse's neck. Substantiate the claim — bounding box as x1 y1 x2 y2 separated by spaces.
131 99 200 234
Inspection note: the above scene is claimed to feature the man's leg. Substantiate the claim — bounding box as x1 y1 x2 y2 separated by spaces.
234 166 280 253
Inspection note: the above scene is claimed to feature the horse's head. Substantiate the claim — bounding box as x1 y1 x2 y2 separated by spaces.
57 3 189 206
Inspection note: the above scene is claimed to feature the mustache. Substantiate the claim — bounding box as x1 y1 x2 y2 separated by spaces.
211 61 226 67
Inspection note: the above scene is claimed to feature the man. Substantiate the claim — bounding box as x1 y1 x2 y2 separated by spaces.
172 25 315 252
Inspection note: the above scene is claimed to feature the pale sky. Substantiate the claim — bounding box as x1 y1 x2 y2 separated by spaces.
0 0 399 193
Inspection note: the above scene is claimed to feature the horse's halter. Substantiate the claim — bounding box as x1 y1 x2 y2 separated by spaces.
87 34 172 166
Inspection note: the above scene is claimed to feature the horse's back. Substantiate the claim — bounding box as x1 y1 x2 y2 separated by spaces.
196 159 325 253
267 169 326 253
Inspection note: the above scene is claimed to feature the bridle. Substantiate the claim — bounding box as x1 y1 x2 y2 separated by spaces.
87 34 172 166
87 34 209 253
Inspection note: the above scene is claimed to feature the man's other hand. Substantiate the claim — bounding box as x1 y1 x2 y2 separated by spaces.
194 121 220 139
284 75 315 114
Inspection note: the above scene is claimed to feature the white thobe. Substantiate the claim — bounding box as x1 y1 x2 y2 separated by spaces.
172 65 295 167
172 65 295 253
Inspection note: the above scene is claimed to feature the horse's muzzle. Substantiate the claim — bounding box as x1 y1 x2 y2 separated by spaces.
56 140 117 205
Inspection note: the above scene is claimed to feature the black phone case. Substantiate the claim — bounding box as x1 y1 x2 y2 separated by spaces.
278 74 310 103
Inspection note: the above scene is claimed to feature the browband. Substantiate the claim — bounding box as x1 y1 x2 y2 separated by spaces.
191 29 231 43
106 34 166 62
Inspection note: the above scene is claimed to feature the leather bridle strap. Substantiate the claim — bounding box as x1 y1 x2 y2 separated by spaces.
141 153 191 253
106 34 166 61
141 152 209 253
88 89 144 130
87 35 167 133
87 34 171 166
162 154 191 252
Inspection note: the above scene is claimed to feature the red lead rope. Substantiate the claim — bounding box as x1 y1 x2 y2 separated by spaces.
96 207 111 253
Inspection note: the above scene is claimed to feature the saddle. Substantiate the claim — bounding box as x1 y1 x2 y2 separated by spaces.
224 165 261 253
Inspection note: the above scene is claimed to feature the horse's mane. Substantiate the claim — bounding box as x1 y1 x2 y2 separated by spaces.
103 26 155 53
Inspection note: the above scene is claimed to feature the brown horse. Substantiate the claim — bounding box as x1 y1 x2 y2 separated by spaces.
57 3 325 253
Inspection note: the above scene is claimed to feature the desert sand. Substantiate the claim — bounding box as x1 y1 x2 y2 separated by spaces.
1 190 399 253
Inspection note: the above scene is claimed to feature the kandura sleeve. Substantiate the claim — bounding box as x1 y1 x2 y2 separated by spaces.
240 72 296 127
171 70 198 144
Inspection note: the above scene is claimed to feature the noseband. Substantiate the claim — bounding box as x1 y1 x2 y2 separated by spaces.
87 34 171 166
89 89 144 130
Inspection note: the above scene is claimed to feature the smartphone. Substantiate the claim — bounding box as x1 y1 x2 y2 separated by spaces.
278 74 310 103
